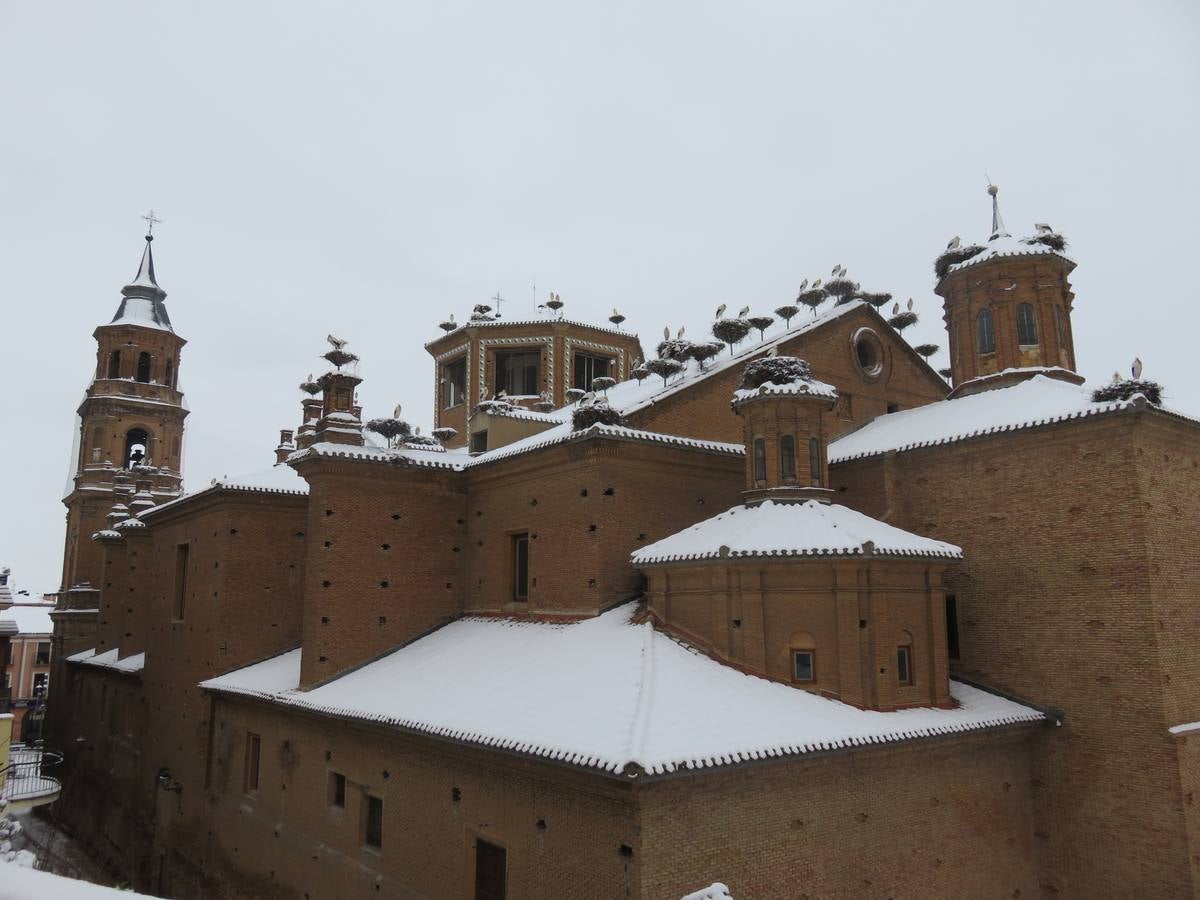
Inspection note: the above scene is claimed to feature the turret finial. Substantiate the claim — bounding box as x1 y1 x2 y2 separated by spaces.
987 181 1008 240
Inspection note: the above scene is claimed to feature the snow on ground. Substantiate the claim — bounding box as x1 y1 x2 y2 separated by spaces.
0 863 161 899
203 604 1043 776
829 374 1182 464
631 499 961 564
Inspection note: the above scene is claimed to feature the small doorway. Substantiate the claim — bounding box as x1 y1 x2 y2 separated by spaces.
474 839 506 900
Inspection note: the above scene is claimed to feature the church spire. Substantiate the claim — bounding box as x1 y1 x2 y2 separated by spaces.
110 221 172 330
987 182 1009 240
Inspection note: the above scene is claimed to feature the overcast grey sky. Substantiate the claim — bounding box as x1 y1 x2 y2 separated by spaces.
2 1 1198 594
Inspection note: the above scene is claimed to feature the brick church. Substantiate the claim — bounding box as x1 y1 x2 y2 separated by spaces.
44 188 1200 898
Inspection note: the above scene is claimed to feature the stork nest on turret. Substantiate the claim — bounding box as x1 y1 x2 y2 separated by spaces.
934 244 985 279
740 356 812 389
1022 232 1068 252
1091 379 1162 406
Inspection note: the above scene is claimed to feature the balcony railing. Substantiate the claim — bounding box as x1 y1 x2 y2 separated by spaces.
1 744 62 807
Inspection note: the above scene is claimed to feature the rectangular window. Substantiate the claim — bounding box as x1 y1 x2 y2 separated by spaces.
441 357 467 409
328 771 346 809
469 430 488 454
173 543 189 621
572 353 612 391
3 672 10 690
1017 303 1039 346
243 733 261 794
752 438 766 483
897 646 913 685
793 650 815 683
780 435 797 481
494 349 540 396
512 533 530 601
946 595 960 660
1054 305 1068 348
2 641 11 666
475 839 507 900
364 795 383 850
35 642 50 666
32 672 47 698
809 437 822 486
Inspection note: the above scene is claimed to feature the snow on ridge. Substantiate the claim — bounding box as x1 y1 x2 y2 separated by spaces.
201 603 1042 777
631 500 961 565
682 883 734 900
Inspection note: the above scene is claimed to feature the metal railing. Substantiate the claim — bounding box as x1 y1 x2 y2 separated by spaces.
1 743 63 804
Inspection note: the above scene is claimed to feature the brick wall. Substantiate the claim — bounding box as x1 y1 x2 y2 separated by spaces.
833 408 1200 895
639 728 1040 899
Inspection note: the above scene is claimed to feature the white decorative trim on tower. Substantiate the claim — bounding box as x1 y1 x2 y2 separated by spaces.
564 337 629 381
478 336 555 400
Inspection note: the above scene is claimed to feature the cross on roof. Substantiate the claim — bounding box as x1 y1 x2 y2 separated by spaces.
491 291 504 317
141 209 162 235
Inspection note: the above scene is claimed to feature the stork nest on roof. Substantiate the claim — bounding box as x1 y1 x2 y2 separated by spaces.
572 404 625 430
934 244 985 279
1091 379 1163 406
824 277 857 298
796 288 828 310
740 356 812 389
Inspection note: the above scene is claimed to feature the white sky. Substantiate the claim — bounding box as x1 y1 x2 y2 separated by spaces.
2 1 1198 595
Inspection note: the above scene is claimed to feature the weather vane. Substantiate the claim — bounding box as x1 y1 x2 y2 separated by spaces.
141 209 162 236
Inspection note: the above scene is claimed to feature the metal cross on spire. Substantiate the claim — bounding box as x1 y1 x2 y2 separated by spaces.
491 291 505 318
141 209 163 237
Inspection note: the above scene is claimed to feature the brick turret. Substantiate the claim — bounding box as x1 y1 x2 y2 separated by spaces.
936 184 1081 394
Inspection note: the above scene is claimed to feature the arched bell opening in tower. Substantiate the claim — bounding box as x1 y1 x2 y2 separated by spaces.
124 428 150 469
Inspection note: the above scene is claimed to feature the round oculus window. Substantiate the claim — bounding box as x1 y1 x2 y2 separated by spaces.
851 327 884 380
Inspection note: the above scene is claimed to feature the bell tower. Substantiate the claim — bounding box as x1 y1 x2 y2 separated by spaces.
935 184 1080 393
59 227 188 592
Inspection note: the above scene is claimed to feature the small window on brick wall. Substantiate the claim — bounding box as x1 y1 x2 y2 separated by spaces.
364 795 383 850
780 435 796 482
789 630 816 684
512 533 530 601
753 438 766 483
328 771 346 809
243 732 261 794
946 595 960 660
897 632 914 686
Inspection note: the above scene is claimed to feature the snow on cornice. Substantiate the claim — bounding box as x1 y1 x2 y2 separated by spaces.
201 604 1042 777
731 377 839 406
425 317 637 349
66 646 146 674
942 232 1074 280
631 500 962 566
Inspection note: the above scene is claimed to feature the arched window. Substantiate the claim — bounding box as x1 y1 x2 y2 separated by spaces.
124 428 149 469
976 309 995 354
135 352 152 383
752 438 766 483
1054 305 1068 348
107 350 121 379
809 437 822 486
789 630 816 683
896 629 914 686
164 359 174 388
780 435 796 481
1017 303 1038 346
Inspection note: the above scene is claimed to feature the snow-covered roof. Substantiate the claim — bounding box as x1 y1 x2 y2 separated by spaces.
141 464 309 519
0 603 54 635
829 374 1192 464
944 232 1074 279
632 500 961 565
294 425 743 472
682 884 734 900
108 295 173 331
65 647 146 674
202 604 1042 777
0 863 162 899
